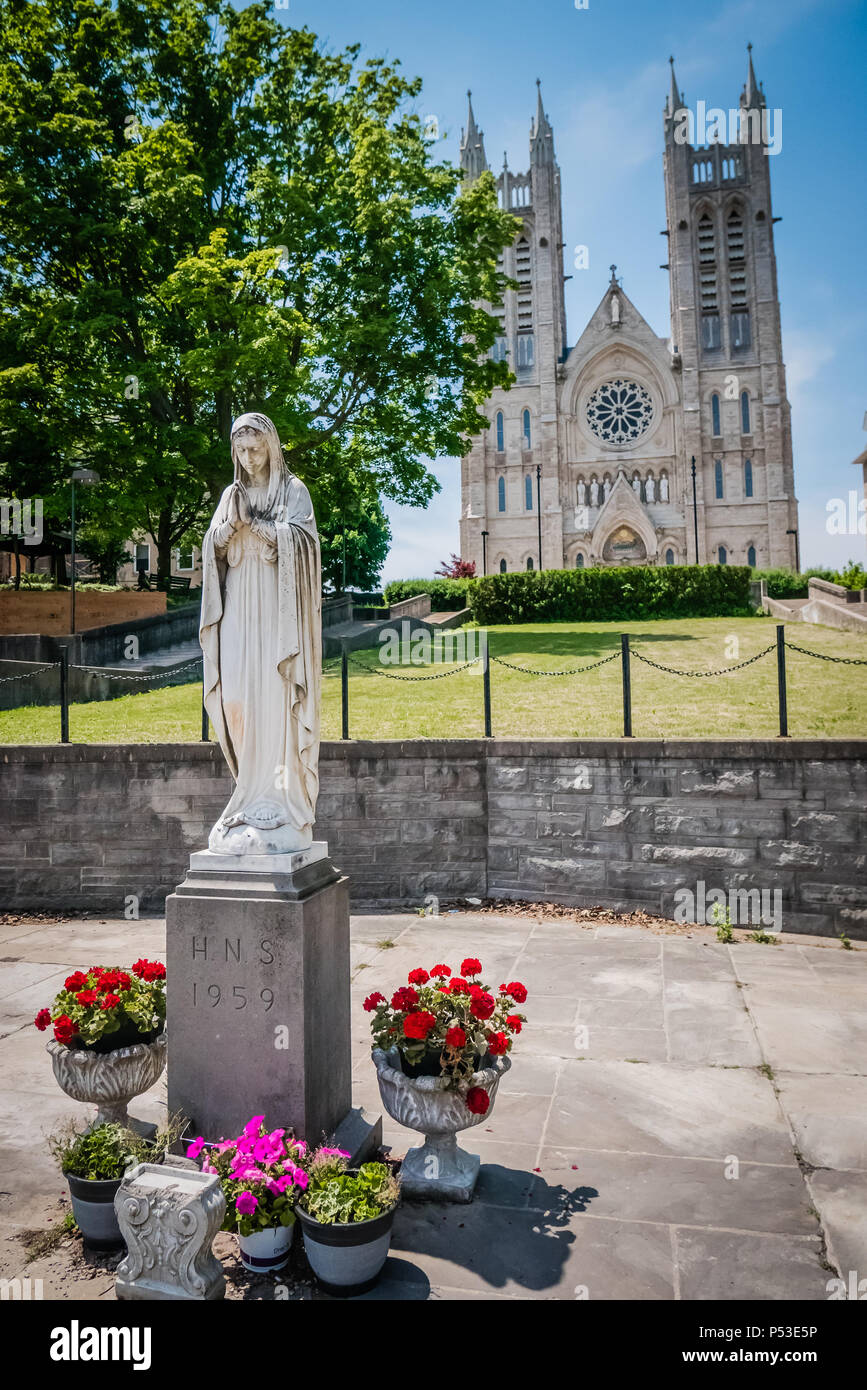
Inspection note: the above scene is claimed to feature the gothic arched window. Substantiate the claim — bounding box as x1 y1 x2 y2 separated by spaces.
718 545 727 565
744 458 753 498
575 553 584 568
522 410 531 448
526 556 534 571
525 475 533 510
665 548 675 565
495 411 504 452
747 545 757 568
497 476 505 512
499 558 507 574
715 460 724 499
741 391 751 434
711 393 721 436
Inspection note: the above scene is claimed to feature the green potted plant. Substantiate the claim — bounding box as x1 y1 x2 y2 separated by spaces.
186 1115 306 1273
295 1147 400 1296
34 960 167 1124
48 1115 184 1250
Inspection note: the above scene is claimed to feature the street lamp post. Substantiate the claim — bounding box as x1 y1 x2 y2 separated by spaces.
536 464 542 571
481 529 489 576
690 457 699 565
70 468 100 635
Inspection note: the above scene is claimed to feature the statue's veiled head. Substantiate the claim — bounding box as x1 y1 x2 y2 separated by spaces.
230 412 289 513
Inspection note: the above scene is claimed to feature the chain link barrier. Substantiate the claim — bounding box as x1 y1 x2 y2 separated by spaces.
346 653 481 681
489 651 621 676
630 644 776 678
73 657 203 684
0 661 59 686
784 640 867 666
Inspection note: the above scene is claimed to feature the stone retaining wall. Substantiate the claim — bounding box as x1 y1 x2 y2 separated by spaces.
1 740 864 938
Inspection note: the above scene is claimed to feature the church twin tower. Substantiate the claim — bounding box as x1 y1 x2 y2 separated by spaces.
458 53 799 574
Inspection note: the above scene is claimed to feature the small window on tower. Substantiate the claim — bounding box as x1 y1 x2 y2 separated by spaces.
516 335 535 368
496 411 504 452
731 312 751 349
665 548 675 566
741 391 751 433
575 553 584 568
525 475 533 510
715 460 724 499
718 546 727 565
702 315 721 350
711 393 721 436
499 558 507 573
522 410 532 448
744 459 753 497
747 545 756 568
526 556 534 571
497 476 506 512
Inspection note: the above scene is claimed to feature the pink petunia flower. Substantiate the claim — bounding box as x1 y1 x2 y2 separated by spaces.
236 1191 258 1216
186 1137 206 1160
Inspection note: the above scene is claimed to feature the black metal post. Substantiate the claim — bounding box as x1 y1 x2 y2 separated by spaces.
776 624 788 737
341 647 349 740
482 641 492 737
690 457 699 565
621 633 632 738
481 529 488 577
536 465 542 571
59 649 69 744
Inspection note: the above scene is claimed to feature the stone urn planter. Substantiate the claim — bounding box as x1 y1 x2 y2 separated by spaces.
372 1046 510 1202
47 1032 167 1125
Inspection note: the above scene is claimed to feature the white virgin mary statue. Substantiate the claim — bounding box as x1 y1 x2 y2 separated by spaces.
200 413 321 855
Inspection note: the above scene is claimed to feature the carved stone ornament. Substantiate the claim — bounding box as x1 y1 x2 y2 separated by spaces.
115 1164 226 1301
47 1033 167 1125
372 1047 510 1202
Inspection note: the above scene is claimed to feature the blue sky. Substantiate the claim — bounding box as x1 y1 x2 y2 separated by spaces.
279 0 867 580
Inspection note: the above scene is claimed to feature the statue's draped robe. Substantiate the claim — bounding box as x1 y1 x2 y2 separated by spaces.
200 471 321 844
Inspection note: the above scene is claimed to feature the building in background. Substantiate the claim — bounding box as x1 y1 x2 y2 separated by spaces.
458 52 800 573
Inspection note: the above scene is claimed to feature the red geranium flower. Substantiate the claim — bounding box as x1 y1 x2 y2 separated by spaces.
445 1026 466 1049
390 987 419 1012
75 990 99 1007
502 981 528 1004
407 968 430 986
465 1087 490 1115
64 972 88 992
430 964 452 978
460 958 482 978
363 992 386 1013
403 1010 437 1040
131 959 166 982
34 1009 52 1032
487 1031 509 1056
100 993 121 1010
470 992 495 1021
506 1015 523 1033
448 978 470 995
53 1015 76 1045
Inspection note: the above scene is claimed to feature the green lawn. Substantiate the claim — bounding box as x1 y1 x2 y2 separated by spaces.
1 616 864 743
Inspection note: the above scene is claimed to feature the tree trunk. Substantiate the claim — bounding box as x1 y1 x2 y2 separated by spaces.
156 506 174 589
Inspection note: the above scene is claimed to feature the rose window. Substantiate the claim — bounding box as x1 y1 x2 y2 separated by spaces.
586 379 653 444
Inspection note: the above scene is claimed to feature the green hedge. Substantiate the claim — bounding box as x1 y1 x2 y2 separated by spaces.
383 577 473 612
751 567 835 599
466 565 754 624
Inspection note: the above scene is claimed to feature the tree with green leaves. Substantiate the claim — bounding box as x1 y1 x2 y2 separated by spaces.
0 0 517 583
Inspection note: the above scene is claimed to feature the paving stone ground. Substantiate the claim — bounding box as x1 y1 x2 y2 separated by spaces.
1 910 865 1301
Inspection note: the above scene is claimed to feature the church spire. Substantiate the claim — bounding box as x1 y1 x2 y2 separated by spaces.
741 42 765 108
529 78 554 166
667 55 682 116
460 90 488 182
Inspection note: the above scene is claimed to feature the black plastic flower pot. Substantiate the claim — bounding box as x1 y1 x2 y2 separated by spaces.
296 1204 395 1297
65 1172 124 1250
399 1050 483 1079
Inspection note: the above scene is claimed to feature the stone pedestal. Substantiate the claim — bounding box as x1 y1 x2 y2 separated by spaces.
166 845 380 1156
115 1164 225 1301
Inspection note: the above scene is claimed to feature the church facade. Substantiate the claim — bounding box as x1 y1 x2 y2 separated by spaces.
458 53 800 574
